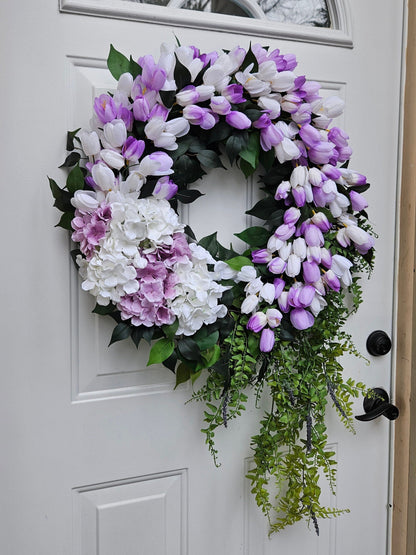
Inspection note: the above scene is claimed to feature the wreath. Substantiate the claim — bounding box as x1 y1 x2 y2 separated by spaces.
50 42 374 534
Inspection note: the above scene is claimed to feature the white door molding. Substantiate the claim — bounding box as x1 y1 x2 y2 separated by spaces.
59 0 353 47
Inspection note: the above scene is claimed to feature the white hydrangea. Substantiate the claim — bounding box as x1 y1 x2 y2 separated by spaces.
168 243 228 336
77 194 184 305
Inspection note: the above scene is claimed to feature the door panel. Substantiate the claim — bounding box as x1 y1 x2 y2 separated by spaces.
0 1 403 553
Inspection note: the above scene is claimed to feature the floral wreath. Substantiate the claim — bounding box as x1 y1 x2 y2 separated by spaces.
50 42 374 534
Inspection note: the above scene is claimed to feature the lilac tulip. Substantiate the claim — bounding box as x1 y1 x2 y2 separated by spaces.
176 85 200 106
290 308 315 330
323 269 341 292
292 186 306 207
311 211 331 232
260 328 275 353
274 180 291 201
139 54 167 91
260 283 275 304
355 235 375 255
225 111 251 130
268 257 287 275
306 246 321 264
349 190 368 212
309 142 336 165
278 291 290 313
320 248 332 269
133 97 151 122
293 237 307 259
274 137 301 164
247 312 267 333
345 225 371 246
331 254 353 286
328 127 349 148
210 96 231 115
122 137 145 161
259 123 284 151
304 224 324 247
100 149 125 170
283 207 301 225
278 242 292 261
91 162 115 191
274 223 296 241
323 96 345 118
273 277 285 298
299 124 321 148
308 167 323 187
302 261 321 284
153 176 178 200
298 285 315 308
222 84 245 103
252 249 272 264
183 105 217 130
267 235 284 253
292 103 312 125
94 94 118 124
339 168 367 186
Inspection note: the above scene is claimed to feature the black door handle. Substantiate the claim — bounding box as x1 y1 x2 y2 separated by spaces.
355 387 399 421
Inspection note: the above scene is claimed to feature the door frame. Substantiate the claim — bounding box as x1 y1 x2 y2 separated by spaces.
393 0 416 553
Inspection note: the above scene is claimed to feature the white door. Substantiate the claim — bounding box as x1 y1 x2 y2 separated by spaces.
0 1 403 554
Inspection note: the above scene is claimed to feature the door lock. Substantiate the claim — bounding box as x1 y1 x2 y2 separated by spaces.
366 330 392 356
355 387 399 421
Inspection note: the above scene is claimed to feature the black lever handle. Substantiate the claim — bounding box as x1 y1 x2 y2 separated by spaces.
355 387 399 422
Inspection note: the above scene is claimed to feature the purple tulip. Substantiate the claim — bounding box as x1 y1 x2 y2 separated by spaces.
274 180 290 201
225 111 252 130
292 186 306 207
274 223 296 241
311 211 331 232
298 285 315 307
94 94 118 124
133 97 151 122
247 312 267 333
309 142 336 165
222 84 245 104
153 176 178 200
323 269 341 292
290 308 315 330
302 261 321 283
278 291 290 313
139 54 167 91
260 328 275 353
122 137 145 161
210 96 231 115
299 124 321 148
273 277 285 298
304 224 324 247
268 257 287 275
252 249 272 264
283 207 301 225
349 190 368 212
259 124 284 151
320 248 332 269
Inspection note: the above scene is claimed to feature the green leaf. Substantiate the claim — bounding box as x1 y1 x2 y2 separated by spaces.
199 232 219 258
174 55 192 91
351 183 370 194
207 121 232 144
193 329 219 351
59 151 81 168
242 44 259 73
259 148 276 172
226 256 253 271
108 322 131 346
196 150 225 169
239 132 260 169
173 155 205 186
162 319 179 339
128 55 141 79
49 177 74 212
175 362 191 388
66 128 81 151
177 337 201 361
245 197 277 220
107 44 130 80
176 189 204 204
92 303 116 315
201 344 221 368
239 159 256 178
162 352 178 372
147 338 175 365
226 133 249 165
55 212 74 230
66 165 85 193
235 226 270 247
159 89 176 108
130 327 144 348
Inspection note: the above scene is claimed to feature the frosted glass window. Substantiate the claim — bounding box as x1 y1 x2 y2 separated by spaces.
127 0 331 28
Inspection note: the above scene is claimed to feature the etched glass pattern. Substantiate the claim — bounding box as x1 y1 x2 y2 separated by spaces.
126 0 331 28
